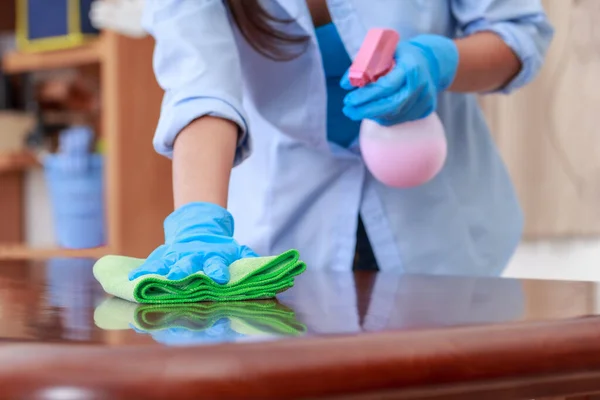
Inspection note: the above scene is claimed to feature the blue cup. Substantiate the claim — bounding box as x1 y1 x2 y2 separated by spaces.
44 154 105 249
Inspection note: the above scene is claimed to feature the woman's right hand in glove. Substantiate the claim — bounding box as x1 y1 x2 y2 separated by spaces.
128 202 258 284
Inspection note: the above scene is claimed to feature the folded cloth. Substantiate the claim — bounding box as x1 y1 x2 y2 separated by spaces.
93 249 306 304
94 297 307 337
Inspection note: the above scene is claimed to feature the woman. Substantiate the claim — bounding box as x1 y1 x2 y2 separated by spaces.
129 0 554 283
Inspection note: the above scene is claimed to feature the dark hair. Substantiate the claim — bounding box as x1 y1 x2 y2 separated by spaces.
226 0 309 61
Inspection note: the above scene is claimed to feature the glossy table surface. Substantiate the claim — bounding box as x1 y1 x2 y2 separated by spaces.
2 257 600 399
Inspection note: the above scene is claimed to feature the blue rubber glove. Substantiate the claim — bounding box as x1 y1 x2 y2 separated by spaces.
341 34 459 126
128 202 258 284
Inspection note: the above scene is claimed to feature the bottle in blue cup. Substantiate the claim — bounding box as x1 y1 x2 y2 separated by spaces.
44 125 105 249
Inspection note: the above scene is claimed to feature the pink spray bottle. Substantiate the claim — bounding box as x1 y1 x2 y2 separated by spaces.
349 28 447 188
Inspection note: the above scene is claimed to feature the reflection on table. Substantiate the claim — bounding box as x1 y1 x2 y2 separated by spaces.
0 258 104 342
277 271 526 333
94 298 307 346
0 257 597 347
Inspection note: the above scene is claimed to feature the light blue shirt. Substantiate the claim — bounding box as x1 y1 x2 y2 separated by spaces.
143 0 554 276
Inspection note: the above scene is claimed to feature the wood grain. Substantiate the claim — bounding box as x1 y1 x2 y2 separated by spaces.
0 171 23 244
4 317 600 399
480 0 600 238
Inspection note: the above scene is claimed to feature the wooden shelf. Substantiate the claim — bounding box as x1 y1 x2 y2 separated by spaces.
2 39 104 74
0 245 111 260
1 33 171 260
0 151 39 173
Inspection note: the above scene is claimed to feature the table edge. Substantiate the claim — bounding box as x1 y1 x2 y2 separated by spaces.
3 316 600 398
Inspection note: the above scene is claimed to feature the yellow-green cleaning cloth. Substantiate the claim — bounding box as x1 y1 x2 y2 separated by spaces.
94 297 307 337
93 249 306 304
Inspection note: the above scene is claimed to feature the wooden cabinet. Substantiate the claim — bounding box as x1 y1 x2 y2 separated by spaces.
0 8 172 259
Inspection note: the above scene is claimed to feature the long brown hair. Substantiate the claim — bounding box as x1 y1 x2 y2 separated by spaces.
226 0 309 61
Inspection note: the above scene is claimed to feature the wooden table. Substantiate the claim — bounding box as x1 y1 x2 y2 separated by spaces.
1 258 600 399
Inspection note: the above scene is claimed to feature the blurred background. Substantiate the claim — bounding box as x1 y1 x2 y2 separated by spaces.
0 0 172 263
0 0 597 281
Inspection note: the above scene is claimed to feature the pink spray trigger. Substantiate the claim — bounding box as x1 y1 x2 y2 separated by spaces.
349 29 400 87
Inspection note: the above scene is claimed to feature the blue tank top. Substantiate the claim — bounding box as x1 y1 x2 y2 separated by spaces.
315 23 361 148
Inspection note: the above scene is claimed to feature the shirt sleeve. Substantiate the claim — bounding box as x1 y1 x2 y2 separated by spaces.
451 0 555 94
142 0 251 164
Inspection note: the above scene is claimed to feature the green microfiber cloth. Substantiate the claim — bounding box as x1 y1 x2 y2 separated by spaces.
94 297 307 336
93 249 306 304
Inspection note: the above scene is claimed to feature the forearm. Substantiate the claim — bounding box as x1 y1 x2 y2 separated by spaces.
449 32 522 93
172 116 238 209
